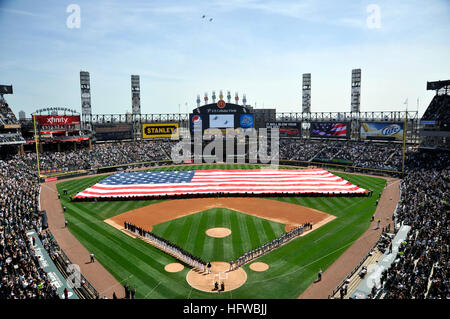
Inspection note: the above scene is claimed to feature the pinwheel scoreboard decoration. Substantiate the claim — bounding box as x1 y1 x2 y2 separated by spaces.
217 99 226 109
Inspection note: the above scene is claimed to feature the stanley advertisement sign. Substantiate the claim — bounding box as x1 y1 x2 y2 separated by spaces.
142 123 179 138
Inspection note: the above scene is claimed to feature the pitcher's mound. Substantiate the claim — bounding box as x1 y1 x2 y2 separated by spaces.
165 263 184 273
205 227 232 238
249 262 269 272
186 262 247 293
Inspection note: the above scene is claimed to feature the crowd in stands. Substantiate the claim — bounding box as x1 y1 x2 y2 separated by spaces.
38 140 176 172
35 138 404 173
280 139 403 171
1 135 448 299
0 98 25 147
279 139 325 161
421 94 450 125
0 153 100 299
0 98 18 126
0 133 25 145
38 229 99 299
0 155 58 299
375 151 449 299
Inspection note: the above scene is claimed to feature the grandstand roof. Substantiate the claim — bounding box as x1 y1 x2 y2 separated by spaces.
427 80 450 92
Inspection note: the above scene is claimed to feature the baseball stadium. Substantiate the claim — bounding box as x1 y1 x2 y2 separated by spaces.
0 1 449 305
1 74 449 300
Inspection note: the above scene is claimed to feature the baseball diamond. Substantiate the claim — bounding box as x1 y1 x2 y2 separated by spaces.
41 163 391 298
2 7 449 304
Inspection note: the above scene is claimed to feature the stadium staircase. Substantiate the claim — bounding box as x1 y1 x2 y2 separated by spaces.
424 262 439 298
333 148 344 160
45 230 100 299
331 247 384 299
310 145 328 161
383 151 397 166
159 143 171 160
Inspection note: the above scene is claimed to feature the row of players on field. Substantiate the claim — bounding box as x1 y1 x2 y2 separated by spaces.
123 220 313 272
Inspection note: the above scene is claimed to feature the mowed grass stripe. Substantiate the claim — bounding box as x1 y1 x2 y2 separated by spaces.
68 205 174 271
182 212 203 253
66 203 191 278
221 210 235 261
309 197 337 213
252 217 270 244
229 211 246 257
244 213 262 250
187 211 210 258
241 179 385 294
191 210 217 261
271 214 368 282
214 209 228 260
173 213 194 249
210 209 224 261
161 215 184 239
67 226 166 298
235 212 253 253
67 207 196 298
261 219 277 242
246 221 355 289
66 219 165 296
265 201 377 274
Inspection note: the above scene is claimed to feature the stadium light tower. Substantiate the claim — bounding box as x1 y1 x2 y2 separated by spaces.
351 69 361 113
302 73 311 113
350 69 362 141
131 75 141 115
80 71 92 132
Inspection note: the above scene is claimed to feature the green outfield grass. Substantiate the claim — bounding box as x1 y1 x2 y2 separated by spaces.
56 164 387 299
151 208 286 263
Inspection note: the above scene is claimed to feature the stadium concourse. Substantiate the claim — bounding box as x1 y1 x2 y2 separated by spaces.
0 139 449 299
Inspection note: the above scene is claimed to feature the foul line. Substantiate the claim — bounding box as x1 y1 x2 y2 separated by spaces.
242 239 356 287
145 281 162 298
100 273 133 295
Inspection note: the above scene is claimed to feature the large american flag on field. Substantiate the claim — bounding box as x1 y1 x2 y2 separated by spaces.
73 168 369 199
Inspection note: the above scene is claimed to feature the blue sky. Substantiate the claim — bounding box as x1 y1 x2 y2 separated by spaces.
0 0 449 117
